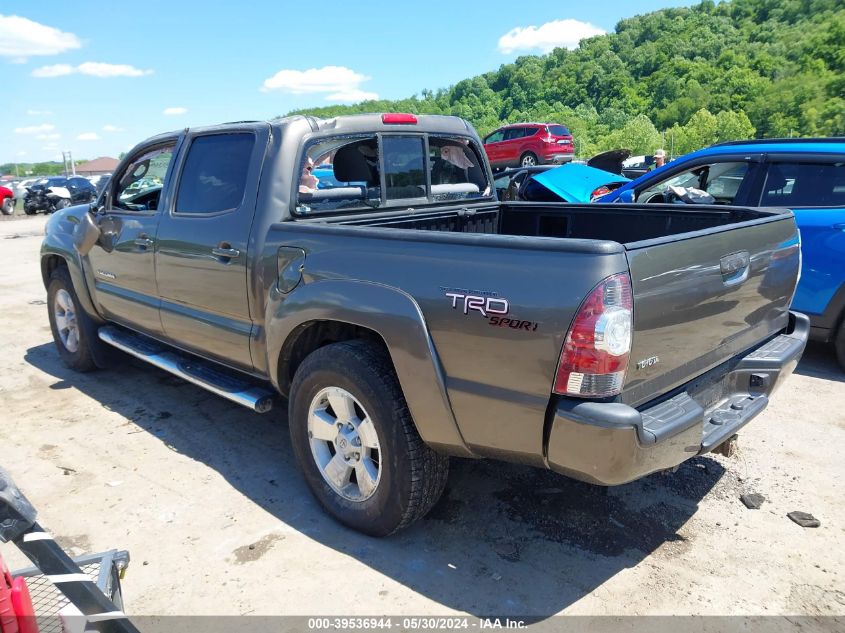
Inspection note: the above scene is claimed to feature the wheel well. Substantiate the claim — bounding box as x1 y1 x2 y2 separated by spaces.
41 254 68 289
277 320 391 396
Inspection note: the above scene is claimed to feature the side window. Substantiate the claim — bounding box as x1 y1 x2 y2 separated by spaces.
485 131 504 144
504 127 524 141
636 161 750 204
761 161 845 207
383 136 426 201
114 144 175 211
175 133 254 214
428 136 489 201
296 135 381 214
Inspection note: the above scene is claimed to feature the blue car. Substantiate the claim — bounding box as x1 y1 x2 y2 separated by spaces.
598 138 845 367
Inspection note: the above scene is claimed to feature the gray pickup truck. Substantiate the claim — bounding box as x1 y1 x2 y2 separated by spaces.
41 113 808 535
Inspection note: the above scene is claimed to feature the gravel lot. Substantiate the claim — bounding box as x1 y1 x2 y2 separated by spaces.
0 213 843 619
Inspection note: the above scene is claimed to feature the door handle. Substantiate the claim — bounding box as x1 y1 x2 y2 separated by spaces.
212 246 240 259
134 236 154 249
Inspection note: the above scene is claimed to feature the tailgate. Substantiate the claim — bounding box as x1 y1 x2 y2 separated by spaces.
622 212 800 407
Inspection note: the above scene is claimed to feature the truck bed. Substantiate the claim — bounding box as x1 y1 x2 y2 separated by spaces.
316 201 777 246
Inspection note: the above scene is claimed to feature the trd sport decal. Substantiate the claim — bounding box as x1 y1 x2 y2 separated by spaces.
441 287 539 332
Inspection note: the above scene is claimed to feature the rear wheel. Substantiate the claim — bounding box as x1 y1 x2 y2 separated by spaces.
289 340 449 536
520 152 538 167
1 198 13 215
47 267 97 372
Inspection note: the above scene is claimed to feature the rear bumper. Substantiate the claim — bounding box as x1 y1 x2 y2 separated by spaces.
546 311 809 485
539 148 574 164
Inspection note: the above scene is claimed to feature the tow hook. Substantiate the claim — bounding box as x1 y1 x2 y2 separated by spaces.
713 434 739 458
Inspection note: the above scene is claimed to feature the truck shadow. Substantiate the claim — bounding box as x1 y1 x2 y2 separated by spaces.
26 343 728 620
794 341 843 383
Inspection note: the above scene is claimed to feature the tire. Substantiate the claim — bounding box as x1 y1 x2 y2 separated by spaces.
835 319 845 371
55 199 71 210
1 199 13 216
47 267 97 372
289 340 449 536
24 205 37 216
520 152 538 167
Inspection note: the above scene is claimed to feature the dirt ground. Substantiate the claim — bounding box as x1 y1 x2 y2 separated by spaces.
0 212 843 619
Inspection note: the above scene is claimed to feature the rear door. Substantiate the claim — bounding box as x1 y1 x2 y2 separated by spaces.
622 211 801 407
754 156 845 322
154 125 269 370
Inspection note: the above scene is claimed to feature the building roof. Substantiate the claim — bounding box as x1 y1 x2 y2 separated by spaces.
75 156 119 173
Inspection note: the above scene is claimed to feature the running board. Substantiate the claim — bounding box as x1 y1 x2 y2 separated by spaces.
98 326 274 413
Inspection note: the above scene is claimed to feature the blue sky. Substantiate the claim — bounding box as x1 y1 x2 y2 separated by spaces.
1 0 694 165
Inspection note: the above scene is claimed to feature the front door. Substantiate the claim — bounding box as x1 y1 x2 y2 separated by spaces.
85 141 178 336
154 126 268 371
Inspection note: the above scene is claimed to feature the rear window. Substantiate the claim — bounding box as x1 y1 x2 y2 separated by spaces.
547 125 570 137
296 134 490 214
761 161 845 207
175 133 254 214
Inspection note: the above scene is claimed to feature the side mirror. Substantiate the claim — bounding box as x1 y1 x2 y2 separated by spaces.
73 209 102 256
618 189 635 204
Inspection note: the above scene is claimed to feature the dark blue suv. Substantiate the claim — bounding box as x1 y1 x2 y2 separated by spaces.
599 138 845 367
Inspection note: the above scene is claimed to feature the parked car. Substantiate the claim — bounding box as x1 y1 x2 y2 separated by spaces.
517 162 630 202
13 178 36 199
483 122 575 169
0 185 13 215
87 173 112 196
24 176 97 214
622 155 657 179
42 114 805 536
598 138 845 367
492 165 556 200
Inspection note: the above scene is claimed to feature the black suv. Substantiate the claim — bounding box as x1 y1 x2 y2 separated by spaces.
24 176 97 215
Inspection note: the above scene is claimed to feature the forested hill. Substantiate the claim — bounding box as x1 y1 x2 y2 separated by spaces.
286 0 845 156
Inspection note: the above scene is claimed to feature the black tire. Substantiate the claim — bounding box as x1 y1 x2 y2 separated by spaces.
289 340 449 536
835 319 845 371
520 152 538 167
24 206 37 216
47 267 97 372
1 199 13 216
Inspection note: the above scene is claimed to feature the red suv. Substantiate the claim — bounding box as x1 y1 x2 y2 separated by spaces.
483 123 574 169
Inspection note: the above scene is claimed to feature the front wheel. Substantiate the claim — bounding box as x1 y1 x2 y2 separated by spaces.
520 152 538 167
47 267 97 372
835 319 845 371
55 199 71 210
289 340 449 536
1 199 13 215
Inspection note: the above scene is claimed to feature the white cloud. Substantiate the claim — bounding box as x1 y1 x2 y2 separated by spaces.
0 14 81 59
31 64 74 78
27 109 53 116
260 65 378 102
15 123 55 135
76 132 100 141
36 133 60 141
102 124 124 132
163 107 187 115
32 62 153 78
498 19 605 54
17 151 27 157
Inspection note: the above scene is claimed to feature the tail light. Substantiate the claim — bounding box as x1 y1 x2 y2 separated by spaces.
590 185 612 201
554 272 633 398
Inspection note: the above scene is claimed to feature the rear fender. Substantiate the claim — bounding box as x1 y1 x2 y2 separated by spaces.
265 279 472 456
